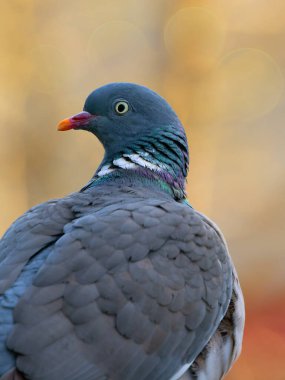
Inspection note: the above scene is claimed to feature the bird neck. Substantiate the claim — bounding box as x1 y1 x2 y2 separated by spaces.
82 125 189 200
81 169 184 200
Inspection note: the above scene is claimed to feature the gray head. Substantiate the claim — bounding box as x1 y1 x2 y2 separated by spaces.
58 82 189 197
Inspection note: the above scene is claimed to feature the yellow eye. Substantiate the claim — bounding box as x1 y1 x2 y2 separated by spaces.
115 101 129 115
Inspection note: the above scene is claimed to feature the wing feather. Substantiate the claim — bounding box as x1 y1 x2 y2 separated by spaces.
1 189 233 380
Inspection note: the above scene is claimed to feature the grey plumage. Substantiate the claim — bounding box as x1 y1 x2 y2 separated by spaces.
0 83 244 380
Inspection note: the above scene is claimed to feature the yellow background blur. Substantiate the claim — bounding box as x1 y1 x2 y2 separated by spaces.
1 1 285 378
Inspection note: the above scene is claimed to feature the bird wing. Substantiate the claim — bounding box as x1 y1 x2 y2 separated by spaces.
0 197 76 376
0 198 74 294
2 194 232 380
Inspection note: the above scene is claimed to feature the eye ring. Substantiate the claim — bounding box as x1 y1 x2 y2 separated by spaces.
114 101 129 115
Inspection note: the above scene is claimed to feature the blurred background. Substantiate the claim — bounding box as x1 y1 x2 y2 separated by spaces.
1 0 285 378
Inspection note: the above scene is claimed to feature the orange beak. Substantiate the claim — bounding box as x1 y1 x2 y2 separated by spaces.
57 118 74 131
57 111 95 131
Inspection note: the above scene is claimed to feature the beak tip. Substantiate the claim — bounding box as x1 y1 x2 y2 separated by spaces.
57 118 74 132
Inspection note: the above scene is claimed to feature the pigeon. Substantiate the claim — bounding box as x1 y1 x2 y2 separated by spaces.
0 83 245 380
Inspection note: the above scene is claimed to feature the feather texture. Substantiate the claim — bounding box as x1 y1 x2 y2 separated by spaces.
1 184 232 380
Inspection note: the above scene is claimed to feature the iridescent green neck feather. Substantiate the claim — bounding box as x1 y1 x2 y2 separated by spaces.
83 124 189 201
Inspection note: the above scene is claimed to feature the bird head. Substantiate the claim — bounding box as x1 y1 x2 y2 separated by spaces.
57 83 189 197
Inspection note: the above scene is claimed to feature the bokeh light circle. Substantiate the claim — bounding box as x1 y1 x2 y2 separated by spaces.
164 7 226 73
217 48 284 122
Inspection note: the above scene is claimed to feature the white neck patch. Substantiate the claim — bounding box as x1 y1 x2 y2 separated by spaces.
96 152 162 177
123 153 160 171
96 164 115 177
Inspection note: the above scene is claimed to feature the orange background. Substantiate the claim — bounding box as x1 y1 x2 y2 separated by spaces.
1 1 285 378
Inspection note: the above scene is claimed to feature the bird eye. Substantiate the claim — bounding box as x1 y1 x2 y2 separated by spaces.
114 101 129 115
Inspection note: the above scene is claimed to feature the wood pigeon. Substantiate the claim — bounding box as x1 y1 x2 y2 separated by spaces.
0 83 245 380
